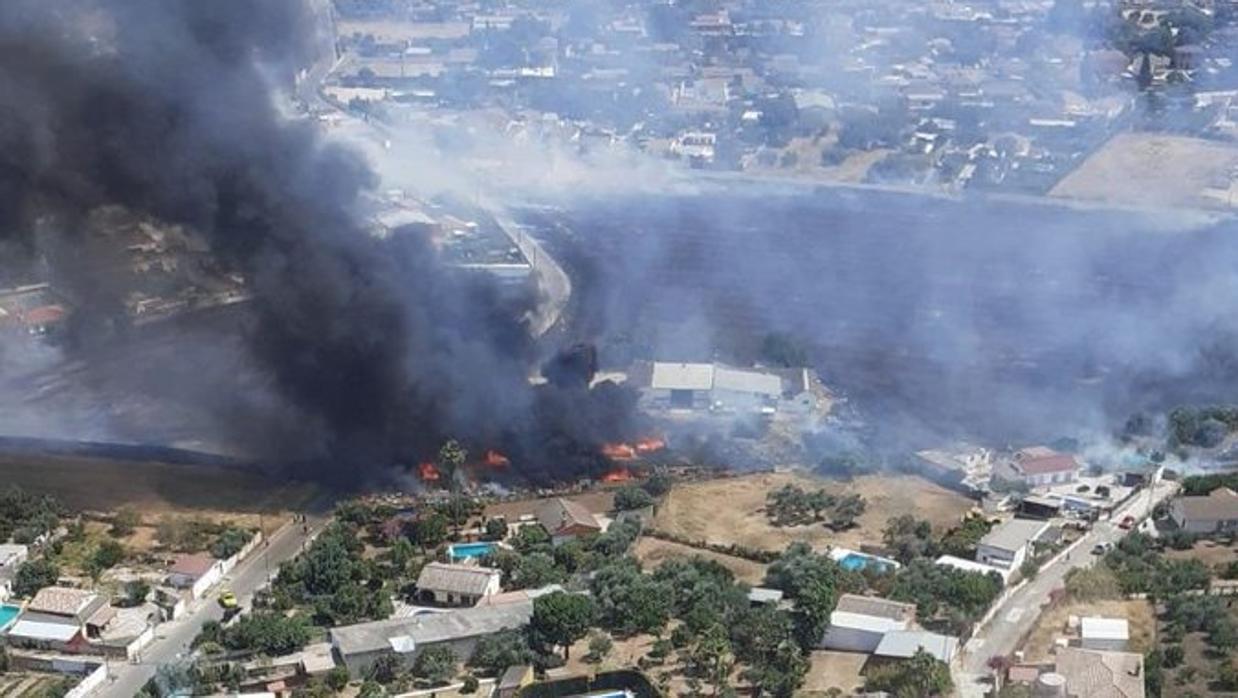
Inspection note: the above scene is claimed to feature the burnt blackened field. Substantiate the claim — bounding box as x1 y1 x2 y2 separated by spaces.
549 187 1238 448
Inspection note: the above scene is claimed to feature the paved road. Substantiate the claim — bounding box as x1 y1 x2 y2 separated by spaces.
954 479 1179 697
489 209 572 337
96 517 327 698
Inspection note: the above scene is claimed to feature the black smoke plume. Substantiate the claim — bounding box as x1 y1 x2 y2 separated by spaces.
0 0 635 485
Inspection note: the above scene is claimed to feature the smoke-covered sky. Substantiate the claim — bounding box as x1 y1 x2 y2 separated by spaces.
0 0 640 484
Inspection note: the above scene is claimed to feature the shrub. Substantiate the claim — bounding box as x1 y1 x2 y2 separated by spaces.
461 675 480 693
326 666 350 690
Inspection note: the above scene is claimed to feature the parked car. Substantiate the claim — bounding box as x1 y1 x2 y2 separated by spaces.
1118 515 1135 530
1092 542 1114 555
219 589 238 609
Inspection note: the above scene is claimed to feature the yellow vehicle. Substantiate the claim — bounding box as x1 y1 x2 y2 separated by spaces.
218 590 238 609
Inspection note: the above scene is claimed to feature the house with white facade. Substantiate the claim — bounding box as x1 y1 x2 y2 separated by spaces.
975 518 1051 571
1004 447 1080 488
415 562 502 607
1170 487 1238 534
166 553 224 600
820 594 917 652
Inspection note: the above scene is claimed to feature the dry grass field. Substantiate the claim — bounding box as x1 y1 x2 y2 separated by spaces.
1020 598 1156 662
801 650 868 695
0 452 322 531
1163 538 1237 567
652 471 973 553
632 536 767 585
1049 133 1238 211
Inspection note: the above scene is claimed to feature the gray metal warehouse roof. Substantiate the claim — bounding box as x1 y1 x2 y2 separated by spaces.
330 600 533 657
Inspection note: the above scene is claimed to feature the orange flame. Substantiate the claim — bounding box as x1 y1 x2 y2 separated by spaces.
602 467 633 483
483 450 511 467
601 442 637 460
635 437 666 453
418 462 441 481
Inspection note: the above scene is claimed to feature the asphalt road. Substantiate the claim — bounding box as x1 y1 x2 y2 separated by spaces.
96 517 326 698
954 479 1179 697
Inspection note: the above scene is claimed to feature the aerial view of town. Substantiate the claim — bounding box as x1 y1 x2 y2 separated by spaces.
0 0 1236 696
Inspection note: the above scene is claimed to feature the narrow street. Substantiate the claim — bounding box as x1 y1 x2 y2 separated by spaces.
954 479 1178 697
95 517 327 698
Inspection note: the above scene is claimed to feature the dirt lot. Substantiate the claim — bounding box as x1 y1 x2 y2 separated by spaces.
1020 599 1156 662
1164 538 1237 568
653 472 973 553
0 453 320 532
801 650 868 695
1049 133 1238 211
632 536 767 585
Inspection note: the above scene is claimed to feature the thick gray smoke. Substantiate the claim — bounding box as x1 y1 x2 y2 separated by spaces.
0 0 634 484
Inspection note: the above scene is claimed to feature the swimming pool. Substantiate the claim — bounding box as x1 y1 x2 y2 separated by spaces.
838 552 896 573
448 541 497 560
0 604 20 630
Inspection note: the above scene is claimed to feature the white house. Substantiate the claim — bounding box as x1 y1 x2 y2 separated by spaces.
415 562 502 607
1006 447 1080 488
0 543 29 601
1081 616 1129 652
820 594 916 652
976 518 1051 571
166 553 225 600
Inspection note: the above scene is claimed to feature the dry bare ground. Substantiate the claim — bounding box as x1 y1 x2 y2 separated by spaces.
653 471 973 553
801 650 868 695
1019 599 1156 662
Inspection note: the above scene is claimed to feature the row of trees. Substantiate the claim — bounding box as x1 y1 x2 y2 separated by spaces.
765 484 867 531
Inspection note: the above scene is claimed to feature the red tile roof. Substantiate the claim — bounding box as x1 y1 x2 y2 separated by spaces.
1014 452 1079 475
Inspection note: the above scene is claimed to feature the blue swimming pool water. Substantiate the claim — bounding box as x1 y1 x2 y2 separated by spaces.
449 542 497 560
838 552 894 573
0 604 20 629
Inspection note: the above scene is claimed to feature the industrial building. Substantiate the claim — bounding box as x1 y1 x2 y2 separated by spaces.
630 361 821 415
329 601 532 676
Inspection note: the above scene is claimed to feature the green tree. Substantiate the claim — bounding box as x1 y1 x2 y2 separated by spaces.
411 514 448 551
643 470 673 497
592 558 673 635
829 494 866 531
412 645 458 685
865 648 953 697
689 624 734 696
514 552 564 590
110 508 140 537
124 579 151 607
883 515 938 563
357 679 387 698
613 485 655 511
1218 659 1238 691
586 631 614 663
483 518 508 541
222 613 312 656
532 592 596 659
326 666 350 690
469 629 535 676
512 524 551 554
939 517 994 558
13 559 59 597
367 653 401 684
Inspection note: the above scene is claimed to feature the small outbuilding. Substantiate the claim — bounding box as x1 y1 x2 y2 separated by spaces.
1080 616 1129 652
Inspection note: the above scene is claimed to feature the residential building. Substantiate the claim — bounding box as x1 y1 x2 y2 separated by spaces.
1170 487 1238 534
976 518 1051 570
0 544 29 601
6 587 113 653
1006 447 1080 487
329 601 533 676
820 594 917 652
873 629 959 663
934 554 1012 582
166 553 224 599
1053 647 1145 698
535 498 602 545
1081 616 1130 652
415 562 502 606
